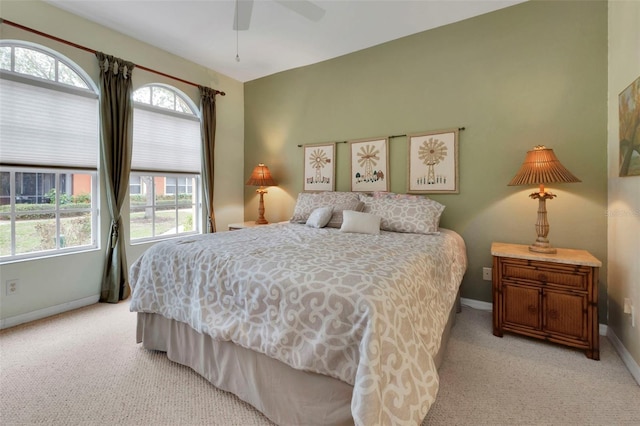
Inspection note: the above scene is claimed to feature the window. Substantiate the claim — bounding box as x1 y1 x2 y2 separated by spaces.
165 177 193 195
129 176 142 195
0 42 99 262
130 84 201 242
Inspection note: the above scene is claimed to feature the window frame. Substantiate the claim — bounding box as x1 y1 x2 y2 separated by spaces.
130 83 202 244
129 172 201 244
1 166 99 262
0 41 99 263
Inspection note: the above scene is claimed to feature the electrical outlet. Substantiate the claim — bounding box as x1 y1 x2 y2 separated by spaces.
632 306 636 328
482 267 492 281
5 279 19 296
624 298 632 314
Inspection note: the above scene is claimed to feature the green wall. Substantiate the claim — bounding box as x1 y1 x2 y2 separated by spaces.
244 1 608 316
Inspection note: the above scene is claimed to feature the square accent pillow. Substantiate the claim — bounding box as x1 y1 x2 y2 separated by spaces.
325 200 365 228
340 210 381 235
305 206 333 228
360 195 445 234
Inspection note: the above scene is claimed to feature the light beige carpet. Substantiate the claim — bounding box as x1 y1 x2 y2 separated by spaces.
1 301 638 425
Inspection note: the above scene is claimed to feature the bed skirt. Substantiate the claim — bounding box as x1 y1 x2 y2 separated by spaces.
136 295 460 426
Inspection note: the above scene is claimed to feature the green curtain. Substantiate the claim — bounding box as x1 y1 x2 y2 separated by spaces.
96 52 135 303
199 86 218 233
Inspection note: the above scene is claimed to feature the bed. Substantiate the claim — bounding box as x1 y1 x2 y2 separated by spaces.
129 192 467 425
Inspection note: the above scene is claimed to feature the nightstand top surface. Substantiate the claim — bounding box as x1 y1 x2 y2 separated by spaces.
491 242 602 267
228 221 263 229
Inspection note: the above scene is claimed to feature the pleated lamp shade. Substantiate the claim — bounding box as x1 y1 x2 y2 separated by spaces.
508 146 580 186
246 163 276 187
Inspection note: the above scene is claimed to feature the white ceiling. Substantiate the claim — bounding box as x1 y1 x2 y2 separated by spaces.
45 0 525 83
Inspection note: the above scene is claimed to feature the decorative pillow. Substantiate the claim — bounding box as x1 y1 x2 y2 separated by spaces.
305 206 333 228
360 195 445 234
326 201 365 228
340 210 381 235
290 192 361 223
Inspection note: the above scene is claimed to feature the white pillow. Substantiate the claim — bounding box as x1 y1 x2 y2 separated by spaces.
340 210 381 235
305 206 334 228
325 200 365 228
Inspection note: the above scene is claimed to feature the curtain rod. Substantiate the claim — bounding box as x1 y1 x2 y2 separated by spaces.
0 18 226 96
297 127 466 147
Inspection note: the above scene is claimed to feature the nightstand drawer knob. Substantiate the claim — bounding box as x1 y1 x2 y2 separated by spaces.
538 273 548 282
528 305 537 314
548 309 559 319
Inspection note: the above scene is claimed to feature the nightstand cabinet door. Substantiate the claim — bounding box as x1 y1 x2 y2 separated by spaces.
503 283 541 330
543 289 587 340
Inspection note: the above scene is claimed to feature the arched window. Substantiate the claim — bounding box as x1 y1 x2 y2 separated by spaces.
0 41 99 261
130 84 201 241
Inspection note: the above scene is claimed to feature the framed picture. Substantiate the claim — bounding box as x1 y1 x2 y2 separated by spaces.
619 75 640 177
349 137 389 192
303 142 336 191
407 128 459 193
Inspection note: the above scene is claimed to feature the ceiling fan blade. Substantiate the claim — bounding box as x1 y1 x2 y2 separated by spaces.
274 0 326 22
233 0 254 31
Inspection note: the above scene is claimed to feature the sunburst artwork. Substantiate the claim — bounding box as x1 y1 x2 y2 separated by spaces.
418 137 448 185
303 143 335 191
408 129 459 193
350 137 389 192
309 148 330 182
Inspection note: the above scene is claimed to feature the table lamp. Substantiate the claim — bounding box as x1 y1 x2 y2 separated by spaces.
246 163 276 224
508 145 581 254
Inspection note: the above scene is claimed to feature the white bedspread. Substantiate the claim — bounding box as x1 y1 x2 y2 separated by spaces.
129 223 467 425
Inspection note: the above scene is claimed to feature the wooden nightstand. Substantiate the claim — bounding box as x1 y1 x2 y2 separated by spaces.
228 221 264 231
491 242 602 360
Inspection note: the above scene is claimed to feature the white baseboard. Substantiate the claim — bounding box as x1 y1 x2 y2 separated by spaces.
0 294 99 330
460 297 492 311
461 297 639 387
599 323 608 336
607 327 640 386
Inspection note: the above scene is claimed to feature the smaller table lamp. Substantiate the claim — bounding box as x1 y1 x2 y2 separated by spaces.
508 145 581 254
246 163 277 224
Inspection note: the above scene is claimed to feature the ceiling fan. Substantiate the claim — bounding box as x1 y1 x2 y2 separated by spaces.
233 0 326 30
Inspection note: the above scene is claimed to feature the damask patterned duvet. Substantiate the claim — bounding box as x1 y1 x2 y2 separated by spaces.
129 223 467 425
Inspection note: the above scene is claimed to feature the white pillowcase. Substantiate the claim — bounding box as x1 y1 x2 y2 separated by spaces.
340 210 381 235
305 206 334 228
325 200 365 228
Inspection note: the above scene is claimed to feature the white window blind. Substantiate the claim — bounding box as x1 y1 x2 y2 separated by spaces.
0 77 98 169
132 107 201 174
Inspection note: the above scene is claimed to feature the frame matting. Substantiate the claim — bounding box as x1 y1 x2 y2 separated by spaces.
349 137 389 192
408 128 459 193
303 142 336 191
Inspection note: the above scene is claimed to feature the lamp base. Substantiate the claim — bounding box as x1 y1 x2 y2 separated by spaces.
528 191 557 254
255 188 269 225
529 241 557 254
